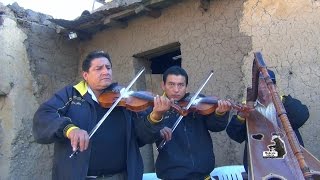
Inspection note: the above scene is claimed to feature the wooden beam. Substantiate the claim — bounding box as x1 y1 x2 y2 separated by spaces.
109 9 135 19
104 18 128 29
146 0 167 5
135 5 162 18
147 9 161 18
75 9 132 30
102 8 134 28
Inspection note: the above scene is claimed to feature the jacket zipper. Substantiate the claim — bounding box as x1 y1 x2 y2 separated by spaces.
184 121 195 167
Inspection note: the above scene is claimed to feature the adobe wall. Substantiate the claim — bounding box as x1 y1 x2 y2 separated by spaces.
240 0 320 159
0 3 79 179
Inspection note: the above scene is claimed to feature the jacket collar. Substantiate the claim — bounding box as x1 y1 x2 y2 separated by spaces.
73 80 119 97
73 81 88 96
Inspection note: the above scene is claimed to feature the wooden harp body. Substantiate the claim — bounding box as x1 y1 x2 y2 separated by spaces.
246 52 320 180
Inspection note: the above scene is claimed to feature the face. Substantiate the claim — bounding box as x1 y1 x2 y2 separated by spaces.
82 57 112 92
161 74 187 101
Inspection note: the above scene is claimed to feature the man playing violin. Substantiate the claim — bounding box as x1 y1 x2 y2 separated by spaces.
148 66 232 180
33 50 172 180
226 69 309 173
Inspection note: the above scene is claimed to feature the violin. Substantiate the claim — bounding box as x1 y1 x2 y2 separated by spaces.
98 91 251 117
177 96 252 116
98 91 184 115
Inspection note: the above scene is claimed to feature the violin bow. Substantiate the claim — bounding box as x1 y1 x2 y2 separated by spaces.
70 67 145 158
157 70 214 150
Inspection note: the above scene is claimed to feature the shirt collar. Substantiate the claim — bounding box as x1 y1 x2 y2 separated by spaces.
87 86 98 102
87 82 119 103
255 99 270 108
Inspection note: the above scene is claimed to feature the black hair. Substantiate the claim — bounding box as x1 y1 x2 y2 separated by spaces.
82 50 111 72
163 66 188 85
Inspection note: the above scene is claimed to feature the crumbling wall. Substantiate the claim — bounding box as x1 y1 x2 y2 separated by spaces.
0 3 79 179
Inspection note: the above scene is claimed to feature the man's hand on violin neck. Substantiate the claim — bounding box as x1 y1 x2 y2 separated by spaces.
215 100 232 114
68 128 89 152
152 95 171 117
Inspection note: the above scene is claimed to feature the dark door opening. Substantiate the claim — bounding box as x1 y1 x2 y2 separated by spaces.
150 49 181 74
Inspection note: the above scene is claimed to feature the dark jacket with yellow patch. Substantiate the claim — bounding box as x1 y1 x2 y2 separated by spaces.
33 81 160 180
154 93 229 179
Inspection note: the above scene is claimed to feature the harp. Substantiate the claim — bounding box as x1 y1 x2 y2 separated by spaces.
245 52 320 180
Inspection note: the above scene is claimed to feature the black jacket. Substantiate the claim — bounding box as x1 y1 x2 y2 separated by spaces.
154 93 229 179
33 81 161 180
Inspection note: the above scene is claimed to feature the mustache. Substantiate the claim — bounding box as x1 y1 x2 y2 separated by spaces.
101 74 112 78
101 76 112 80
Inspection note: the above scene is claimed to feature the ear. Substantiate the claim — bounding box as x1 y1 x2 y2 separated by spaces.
82 71 88 81
161 81 165 91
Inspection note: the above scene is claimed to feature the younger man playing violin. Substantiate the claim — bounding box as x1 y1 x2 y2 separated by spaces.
149 66 232 180
33 50 172 180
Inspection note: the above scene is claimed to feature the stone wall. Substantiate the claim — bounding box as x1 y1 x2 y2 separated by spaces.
79 0 320 170
0 3 79 179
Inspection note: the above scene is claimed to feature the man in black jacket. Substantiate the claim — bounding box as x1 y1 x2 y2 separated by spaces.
148 66 232 180
226 69 309 173
33 50 172 180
